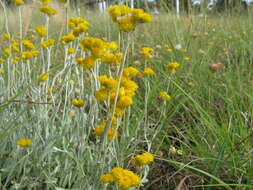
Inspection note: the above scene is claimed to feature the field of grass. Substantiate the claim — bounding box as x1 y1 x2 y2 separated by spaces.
0 1 253 190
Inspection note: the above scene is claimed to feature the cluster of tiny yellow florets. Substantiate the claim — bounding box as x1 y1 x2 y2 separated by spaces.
68 17 89 37
76 37 122 69
108 5 153 32
94 67 139 119
100 168 141 190
93 120 118 140
132 152 154 166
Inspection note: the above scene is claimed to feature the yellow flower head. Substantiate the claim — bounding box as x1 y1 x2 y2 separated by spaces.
123 67 139 79
99 75 118 90
0 58 5 63
93 121 118 140
15 0 24 6
117 17 136 32
21 51 39 60
22 40 35 50
67 48 75 55
103 168 141 189
117 96 133 108
108 5 131 22
165 62 180 74
38 73 49 82
17 138 32 147
95 87 108 102
71 98 85 107
132 152 154 166
144 67 155 75
11 41 19 52
3 48 10 57
76 56 96 70
61 33 76 44
39 6 57 15
2 33 10 40
159 91 172 101
41 39 55 48
35 26 46 37
100 173 114 183
140 47 153 59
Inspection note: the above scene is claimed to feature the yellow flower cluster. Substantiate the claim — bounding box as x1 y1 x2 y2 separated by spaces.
100 168 141 190
21 51 39 60
61 33 76 44
95 69 139 117
144 67 155 75
159 91 172 100
71 98 85 107
68 17 89 37
76 37 122 70
22 40 35 50
132 152 154 166
165 62 180 74
76 56 95 70
38 73 49 82
16 138 32 147
108 5 152 32
39 6 57 15
93 120 118 140
140 47 153 59
15 0 24 6
41 39 55 48
35 26 47 37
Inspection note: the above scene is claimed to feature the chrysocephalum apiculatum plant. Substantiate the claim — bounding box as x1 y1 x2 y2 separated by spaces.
0 0 175 189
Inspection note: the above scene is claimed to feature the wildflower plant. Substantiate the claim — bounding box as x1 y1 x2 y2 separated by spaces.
0 2 172 190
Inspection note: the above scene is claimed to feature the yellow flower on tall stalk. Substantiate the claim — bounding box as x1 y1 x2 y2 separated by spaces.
101 168 141 189
67 48 75 55
95 87 108 102
15 0 24 6
40 39 55 48
11 41 19 52
21 51 39 60
2 33 10 40
99 75 118 90
123 67 139 79
61 33 76 44
71 98 85 107
93 121 118 140
38 73 49 82
159 91 172 101
3 48 10 57
132 152 154 166
0 58 5 63
17 138 32 147
140 47 153 59
22 40 35 50
144 67 155 75
35 26 46 37
39 6 57 15
165 62 180 74
76 56 96 70
108 5 152 32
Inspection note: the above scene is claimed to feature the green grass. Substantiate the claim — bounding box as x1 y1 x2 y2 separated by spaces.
0 3 253 190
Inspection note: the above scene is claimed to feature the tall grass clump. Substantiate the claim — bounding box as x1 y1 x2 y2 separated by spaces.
0 0 166 189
